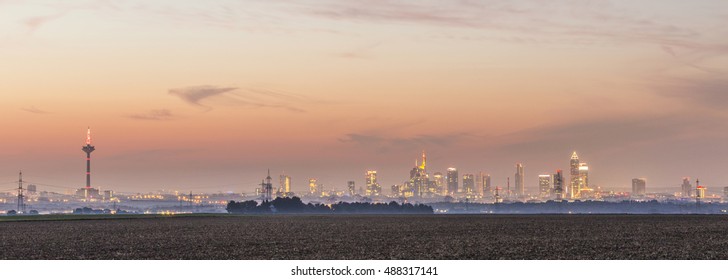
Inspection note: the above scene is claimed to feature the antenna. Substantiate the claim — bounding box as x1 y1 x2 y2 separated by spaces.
507 177 510 198
696 178 700 210
86 127 92 145
82 127 96 202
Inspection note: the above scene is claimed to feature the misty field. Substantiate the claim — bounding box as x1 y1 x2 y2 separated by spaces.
1 215 727 259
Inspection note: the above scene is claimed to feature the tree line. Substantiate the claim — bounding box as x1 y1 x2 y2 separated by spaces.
226 196 433 214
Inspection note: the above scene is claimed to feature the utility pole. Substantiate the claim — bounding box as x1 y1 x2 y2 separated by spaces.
17 171 25 213
695 178 700 210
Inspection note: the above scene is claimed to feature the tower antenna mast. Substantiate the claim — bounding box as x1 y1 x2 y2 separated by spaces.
81 127 96 202
17 171 25 213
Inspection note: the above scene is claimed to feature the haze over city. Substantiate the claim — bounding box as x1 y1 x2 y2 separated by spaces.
2 0 728 194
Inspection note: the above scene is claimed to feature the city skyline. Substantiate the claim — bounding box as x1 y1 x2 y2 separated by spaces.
2 1 728 193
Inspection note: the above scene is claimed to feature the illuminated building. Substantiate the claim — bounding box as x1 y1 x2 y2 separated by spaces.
539 174 552 199
391 185 400 196
347 181 356 196
723 186 728 200
409 151 429 197
568 152 590 199
482 173 491 195
76 187 100 198
632 178 646 197
308 178 318 196
553 170 564 200
681 177 692 197
81 127 96 200
476 172 490 195
570 151 580 199
104 190 114 200
578 163 590 195
696 185 706 199
279 174 291 195
433 172 444 195
462 174 475 195
515 163 524 196
366 170 381 196
446 168 458 195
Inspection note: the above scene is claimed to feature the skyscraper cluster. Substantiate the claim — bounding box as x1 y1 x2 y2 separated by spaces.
569 152 591 199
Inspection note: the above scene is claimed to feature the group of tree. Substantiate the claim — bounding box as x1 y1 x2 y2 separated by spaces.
226 196 433 214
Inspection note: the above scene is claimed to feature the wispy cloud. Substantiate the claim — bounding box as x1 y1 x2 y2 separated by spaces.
169 85 238 110
128 109 176 121
23 13 65 33
652 76 728 108
21 106 50 114
169 85 309 113
491 112 728 159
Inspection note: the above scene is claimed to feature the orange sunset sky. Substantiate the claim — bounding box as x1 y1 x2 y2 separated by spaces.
1 0 728 194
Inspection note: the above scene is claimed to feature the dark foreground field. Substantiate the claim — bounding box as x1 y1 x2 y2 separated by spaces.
1 215 727 259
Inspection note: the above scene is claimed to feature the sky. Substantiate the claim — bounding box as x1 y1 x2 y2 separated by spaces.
1 0 727 195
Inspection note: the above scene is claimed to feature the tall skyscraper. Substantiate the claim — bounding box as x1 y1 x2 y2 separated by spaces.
409 151 429 197
347 181 356 196
553 170 564 200
279 174 291 195
632 178 646 197
366 170 381 196
696 185 706 199
579 163 589 193
515 163 525 196
391 185 401 196
81 127 96 200
446 167 458 195
570 151 580 199
308 178 318 196
433 172 444 195
681 177 692 197
462 174 475 195
538 174 552 199
483 173 492 194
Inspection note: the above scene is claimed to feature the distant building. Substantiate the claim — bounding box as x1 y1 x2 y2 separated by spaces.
433 172 444 195
632 178 646 197
26 184 37 194
308 178 318 196
347 181 356 196
446 168 458 195
570 152 580 199
279 174 291 195
366 170 381 196
553 170 564 200
515 163 525 196
476 172 490 196
538 174 552 199
579 163 589 192
483 174 493 194
723 186 728 200
390 185 400 196
104 190 114 200
681 177 692 198
76 187 100 199
696 185 706 199
409 151 429 197
462 174 475 195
